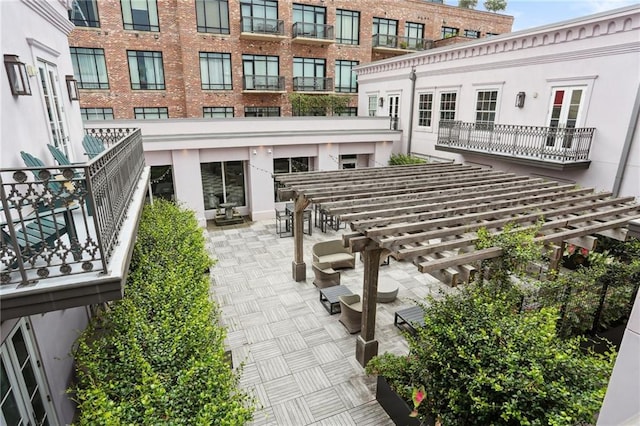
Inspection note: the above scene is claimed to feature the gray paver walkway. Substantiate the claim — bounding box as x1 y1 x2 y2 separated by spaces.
206 218 449 425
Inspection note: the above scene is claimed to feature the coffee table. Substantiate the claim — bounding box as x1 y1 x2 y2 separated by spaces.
319 285 353 315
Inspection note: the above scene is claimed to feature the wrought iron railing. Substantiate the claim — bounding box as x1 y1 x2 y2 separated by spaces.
240 16 285 35
436 121 594 163
1 128 145 285
372 34 433 51
292 76 333 92
242 75 285 91
292 22 334 40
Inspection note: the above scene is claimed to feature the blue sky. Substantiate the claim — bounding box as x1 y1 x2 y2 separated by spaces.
444 0 639 31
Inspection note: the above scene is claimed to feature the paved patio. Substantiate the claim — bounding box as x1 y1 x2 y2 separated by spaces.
206 218 449 425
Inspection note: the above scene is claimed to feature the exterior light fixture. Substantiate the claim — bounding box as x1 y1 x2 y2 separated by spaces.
66 75 79 101
515 91 526 108
4 55 31 96
378 97 384 108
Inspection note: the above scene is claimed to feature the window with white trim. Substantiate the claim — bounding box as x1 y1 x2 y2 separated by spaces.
475 90 498 127
439 92 457 122
368 95 377 117
417 93 433 127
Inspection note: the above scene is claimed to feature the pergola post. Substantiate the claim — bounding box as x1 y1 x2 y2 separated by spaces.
356 246 382 367
292 195 308 281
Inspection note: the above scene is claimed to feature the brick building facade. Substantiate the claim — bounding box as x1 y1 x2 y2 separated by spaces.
68 0 513 119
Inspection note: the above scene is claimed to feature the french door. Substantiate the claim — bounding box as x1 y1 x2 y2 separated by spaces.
388 95 400 130
38 60 70 157
546 87 584 149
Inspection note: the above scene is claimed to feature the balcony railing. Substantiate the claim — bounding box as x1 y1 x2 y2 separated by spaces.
240 16 285 36
243 75 285 91
372 34 433 51
293 77 333 92
292 22 334 41
1 128 145 286
436 121 594 165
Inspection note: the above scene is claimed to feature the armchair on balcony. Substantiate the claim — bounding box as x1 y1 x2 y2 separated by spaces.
47 144 84 179
20 152 76 208
338 294 362 334
82 135 105 159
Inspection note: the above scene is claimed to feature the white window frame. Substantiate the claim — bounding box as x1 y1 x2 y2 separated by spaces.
367 95 377 117
416 91 434 129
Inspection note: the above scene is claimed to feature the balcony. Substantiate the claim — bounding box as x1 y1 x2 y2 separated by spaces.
0 128 150 319
240 16 286 41
372 35 433 54
292 77 333 93
435 121 594 170
242 75 285 93
291 22 335 45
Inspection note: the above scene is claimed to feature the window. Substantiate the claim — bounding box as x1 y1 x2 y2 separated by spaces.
485 32 499 37
293 57 326 91
373 17 398 46
244 106 280 117
1 320 54 426
242 54 280 90
439 92 457 121
121 0 159 31
200 52 232 90
441 26 458 38
368 95 377 117
464 29 480 38
69 0 100 27
405 22 424 48
336 9 359 45
475 90 498 126
274 157 309 174
127 50 165 90
196 0 229 34
335 60 358 93
81 107 114 120
546 87 585 149
335 107 357 116
70 47 109 89
292 3 326 38
340 154 357 169
203 106 234 117
240 0 278 32
201 161 246 208
150 165 174 201
417 93 433 127
134 107 168 119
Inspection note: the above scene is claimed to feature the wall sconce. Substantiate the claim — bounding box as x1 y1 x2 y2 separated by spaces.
515 91 526 108
252 149 257 155
66 75 79 101
378 97 384 108
267 148 272 154
4 55 31 96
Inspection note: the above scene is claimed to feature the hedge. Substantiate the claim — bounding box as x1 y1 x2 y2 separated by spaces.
72 200 254 425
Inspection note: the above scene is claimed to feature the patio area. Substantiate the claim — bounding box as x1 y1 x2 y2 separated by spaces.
205 219 448 425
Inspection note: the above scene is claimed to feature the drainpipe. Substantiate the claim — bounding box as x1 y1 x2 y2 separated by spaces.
406 67 417 155
613 83 640 197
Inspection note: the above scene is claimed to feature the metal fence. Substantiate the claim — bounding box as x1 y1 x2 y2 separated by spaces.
437 121 594 163
1 128 145 285
292 22 334 40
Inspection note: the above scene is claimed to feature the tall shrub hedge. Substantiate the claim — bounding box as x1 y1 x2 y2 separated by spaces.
72 200 254 425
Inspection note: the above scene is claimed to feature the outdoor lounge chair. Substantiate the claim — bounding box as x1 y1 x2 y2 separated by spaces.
47 144 85 179
312 240 355 269
20 151 76 208
82 134 105 159
312 261 340 288
338 294 362 333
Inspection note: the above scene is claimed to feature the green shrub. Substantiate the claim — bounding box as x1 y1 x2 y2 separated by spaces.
388 153 426 165
72 200 254 425
366 285 615 425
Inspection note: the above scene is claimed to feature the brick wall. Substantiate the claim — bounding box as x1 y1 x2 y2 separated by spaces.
69 0 513 119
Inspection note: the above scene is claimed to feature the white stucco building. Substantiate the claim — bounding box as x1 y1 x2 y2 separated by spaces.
355 5 640 425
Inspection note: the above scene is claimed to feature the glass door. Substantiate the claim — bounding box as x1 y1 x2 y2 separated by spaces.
388 95 400 130
546 87 584 149
38 59 70 157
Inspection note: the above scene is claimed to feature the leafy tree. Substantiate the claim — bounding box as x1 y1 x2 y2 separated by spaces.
388 153 426 165
484 0 507 12
459 0 478 8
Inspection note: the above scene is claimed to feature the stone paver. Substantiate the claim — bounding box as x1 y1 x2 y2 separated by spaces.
206 218 447 425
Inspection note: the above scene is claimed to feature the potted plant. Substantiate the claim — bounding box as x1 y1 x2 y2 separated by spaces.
399 41 408 49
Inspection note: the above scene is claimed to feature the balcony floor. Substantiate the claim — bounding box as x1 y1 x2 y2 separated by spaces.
206 218 454 425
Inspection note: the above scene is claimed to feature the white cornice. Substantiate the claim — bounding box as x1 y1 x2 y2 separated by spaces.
356 5 640 76
27 38 61 57
21 0 75 35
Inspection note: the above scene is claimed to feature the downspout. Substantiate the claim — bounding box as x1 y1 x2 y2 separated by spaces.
406 67 417 155
613 83 640 197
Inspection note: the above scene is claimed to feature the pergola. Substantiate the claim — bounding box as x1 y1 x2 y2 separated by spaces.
275 163 640 366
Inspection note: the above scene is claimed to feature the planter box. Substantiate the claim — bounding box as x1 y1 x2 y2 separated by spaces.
376 376 435 426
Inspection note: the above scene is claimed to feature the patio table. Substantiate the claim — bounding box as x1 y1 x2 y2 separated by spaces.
319 285 353 315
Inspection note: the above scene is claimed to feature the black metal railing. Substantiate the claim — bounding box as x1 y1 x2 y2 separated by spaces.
1 128 145 285
436 121 594 163
372 34 433 50
240 16 285 35
292 22 334 40
242 75 285 91
292 76 333 92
